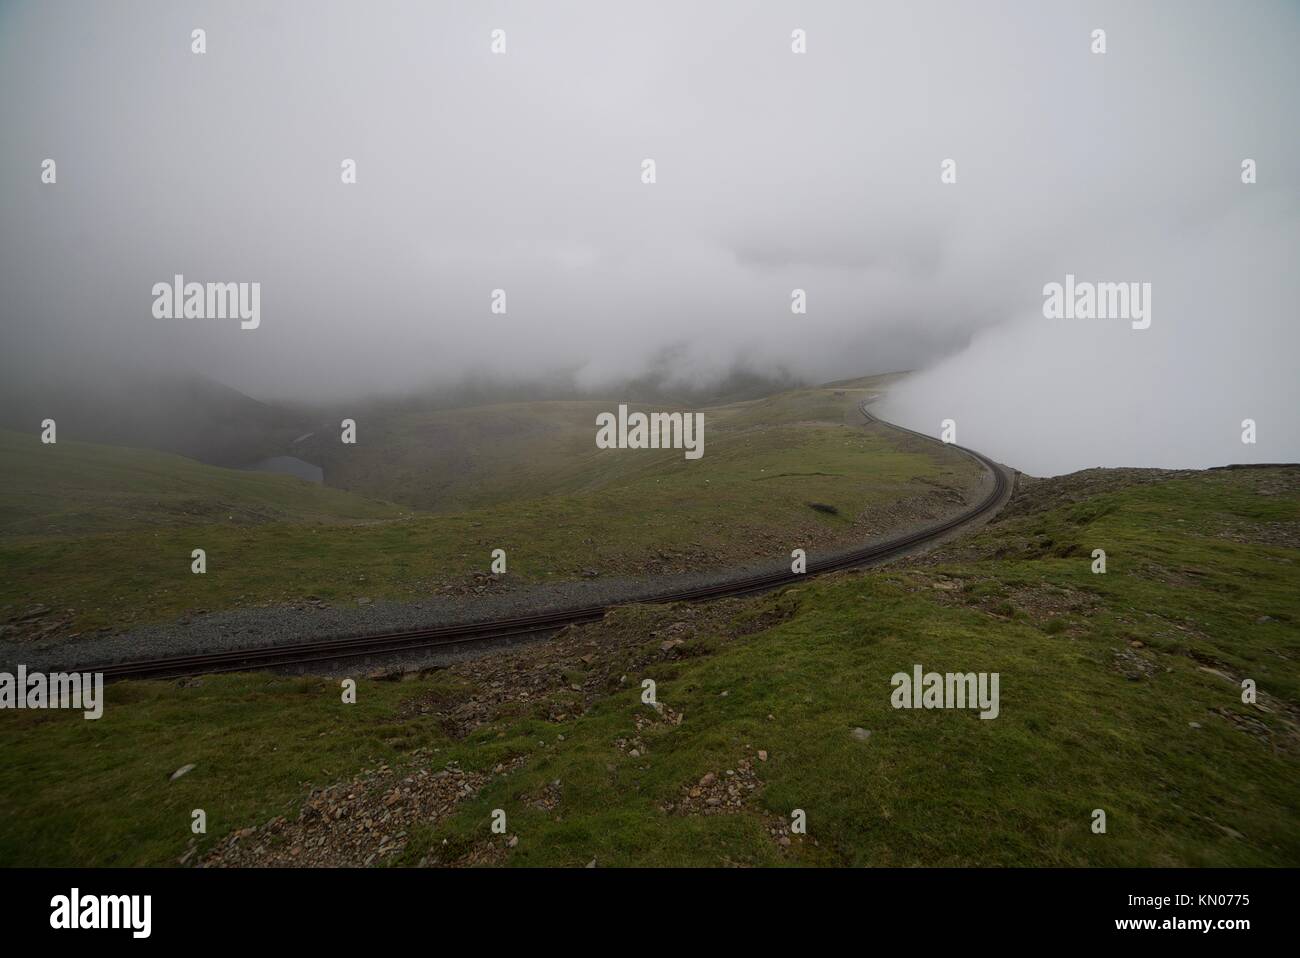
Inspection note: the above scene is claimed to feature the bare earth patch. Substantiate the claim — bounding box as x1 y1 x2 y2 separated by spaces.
199 751 524 868
662 759 761 816
399 598 794 739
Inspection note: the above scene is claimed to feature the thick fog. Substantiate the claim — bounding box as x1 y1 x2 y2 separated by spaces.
1 0 1296 474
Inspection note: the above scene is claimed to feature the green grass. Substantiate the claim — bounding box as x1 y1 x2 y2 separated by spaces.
0 673 447 866
2 465 1295 866
305 386 909 512
0 382 978 632
0 429 401 536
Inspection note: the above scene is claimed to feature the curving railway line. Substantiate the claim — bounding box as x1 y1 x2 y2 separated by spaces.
85 402 1013 682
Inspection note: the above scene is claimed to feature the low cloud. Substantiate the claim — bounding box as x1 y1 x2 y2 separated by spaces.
0 1 1294 474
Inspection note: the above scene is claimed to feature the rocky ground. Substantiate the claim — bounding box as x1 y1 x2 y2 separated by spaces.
198 754 501 867
197 596 800 867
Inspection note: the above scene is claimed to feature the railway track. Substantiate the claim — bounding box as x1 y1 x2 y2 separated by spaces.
86 403 1012 682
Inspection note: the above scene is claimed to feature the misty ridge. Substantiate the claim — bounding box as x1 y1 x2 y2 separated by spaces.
0 355 803 468
0 0 1296 476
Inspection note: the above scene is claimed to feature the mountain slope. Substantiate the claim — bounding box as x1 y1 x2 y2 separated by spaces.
0 379 984 638
1 463 1296 866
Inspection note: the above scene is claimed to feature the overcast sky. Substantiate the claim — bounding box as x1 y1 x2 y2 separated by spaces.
1 0 1296 473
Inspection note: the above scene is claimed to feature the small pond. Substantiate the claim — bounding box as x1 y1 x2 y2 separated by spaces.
241 456 324 484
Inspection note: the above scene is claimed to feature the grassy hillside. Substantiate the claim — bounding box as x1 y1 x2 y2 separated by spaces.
1 464 1295 867
304 380 902 513
0 381 981 635
0 370 309 466
0 430 402 536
